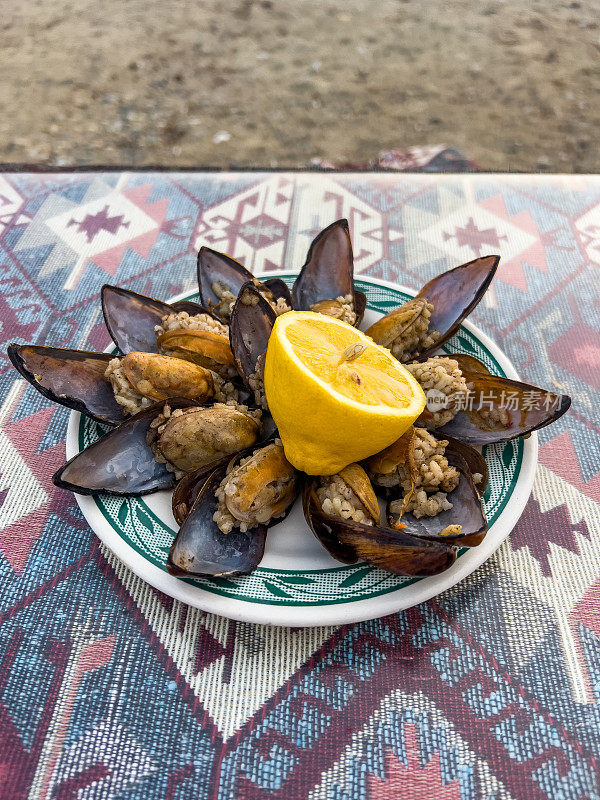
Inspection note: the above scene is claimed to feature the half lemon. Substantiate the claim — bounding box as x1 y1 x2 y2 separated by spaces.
264 311 426 474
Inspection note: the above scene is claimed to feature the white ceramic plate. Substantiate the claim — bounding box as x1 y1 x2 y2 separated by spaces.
67 275 537 626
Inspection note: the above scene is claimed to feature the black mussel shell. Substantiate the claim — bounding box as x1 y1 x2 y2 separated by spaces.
171 420 282 526
261 277 293 310
53 399 197 496
450 353 493 375
169 300 208 316
303 481 457 576
197 247 256 320
436 364 571 444
387 450 488 548
167 466 267 578
101 285 213 354
354 290 367 326
292 219 362 326
229 281 276 389
416 255 500 359
102 285 172 354
444 436 489 494
172 463 223 526
8 343 126 426
171 453 238 526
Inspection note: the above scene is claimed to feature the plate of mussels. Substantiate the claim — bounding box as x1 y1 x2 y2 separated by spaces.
8 220 571 626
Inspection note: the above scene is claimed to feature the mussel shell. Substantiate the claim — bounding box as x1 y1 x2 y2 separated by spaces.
292 219 361 325
229 281 276 389
303 481 457 576
416 255 499 359
354 290 367 326
171 428 284 526
8 343 126 426
435 369 571 444
197 247 256 320
172 457 231 525
101 285 212 354
167 466 267 578
170 300 208 316
444 436 489 494
52 399 198 496
387 450 487 547
261 277 293 310
450 353 493 376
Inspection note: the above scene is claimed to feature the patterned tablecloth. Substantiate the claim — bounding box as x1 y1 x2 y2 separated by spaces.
0 171 598 800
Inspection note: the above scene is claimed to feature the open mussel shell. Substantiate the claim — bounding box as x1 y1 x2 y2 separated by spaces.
354 290 367 326
101 285 209 354
416 255 499 358
167 465 267 578
435 363 571 444
170 299 208 315
292 219 363 326
450 353 493 376
229 281 276 388
197 247 256 320
52 399 197 496
172 433 293 527
8 343 126 426
172 458 231 526
387 450 488 548
444 436 489 494
303 481 457 576
261 277 293 309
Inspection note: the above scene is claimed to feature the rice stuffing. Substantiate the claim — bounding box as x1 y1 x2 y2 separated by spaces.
210 280 291 319
406 357 469 428
155 311 228 338
268 295 292 316
371 428 460 519
105 357 154 415
248 352 268 410
212 372 240 404
393 490 454 519
146 404 191 479
211 281 238 319
317 474 375 525
389 298 441 362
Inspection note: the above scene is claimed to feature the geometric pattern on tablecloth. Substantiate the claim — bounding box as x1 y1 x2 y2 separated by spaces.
309 692 515 800
1 172 599 799
104 547 338 740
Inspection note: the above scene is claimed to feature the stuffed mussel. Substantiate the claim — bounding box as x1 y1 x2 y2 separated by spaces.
292 219 366 326
197 247 292 321
365 255 499 362
404 354 570 444
168 439 299 578
53 399 263 495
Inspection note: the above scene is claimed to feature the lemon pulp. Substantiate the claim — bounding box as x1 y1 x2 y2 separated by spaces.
285 318 414 407
264 311 426 475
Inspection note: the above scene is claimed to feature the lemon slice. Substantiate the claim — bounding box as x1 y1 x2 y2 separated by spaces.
264 311 426 474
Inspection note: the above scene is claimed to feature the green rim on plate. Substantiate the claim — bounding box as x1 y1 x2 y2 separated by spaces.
78 275 523 606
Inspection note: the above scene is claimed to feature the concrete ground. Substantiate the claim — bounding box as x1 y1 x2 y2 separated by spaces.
1 0 599 171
